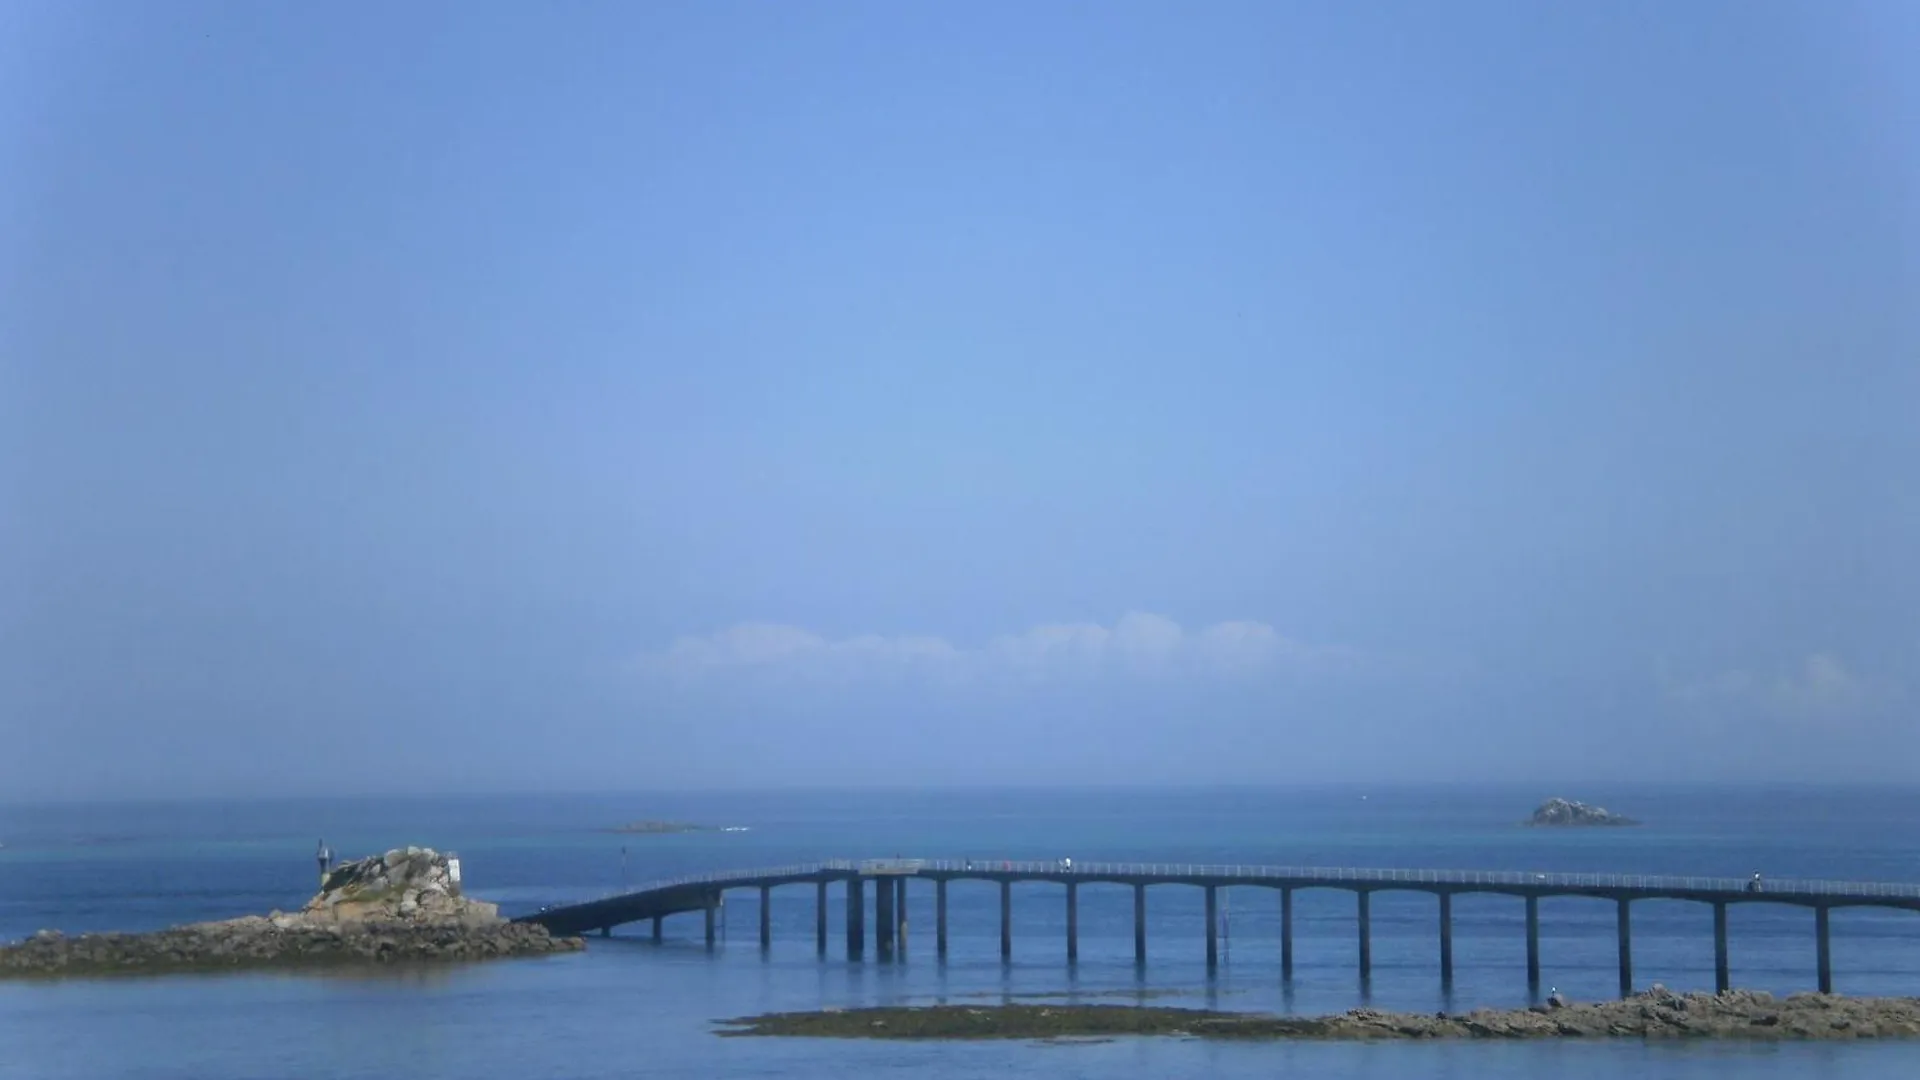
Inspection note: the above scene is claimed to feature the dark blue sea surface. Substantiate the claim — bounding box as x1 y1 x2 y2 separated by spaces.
3 785 1919 1078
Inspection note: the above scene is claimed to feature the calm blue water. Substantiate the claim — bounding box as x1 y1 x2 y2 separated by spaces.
3 785 1919 1079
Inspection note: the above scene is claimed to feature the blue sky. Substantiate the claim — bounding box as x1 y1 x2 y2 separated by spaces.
3 1 1915 799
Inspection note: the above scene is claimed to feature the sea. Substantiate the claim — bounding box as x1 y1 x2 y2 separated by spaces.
3 784 1919 1079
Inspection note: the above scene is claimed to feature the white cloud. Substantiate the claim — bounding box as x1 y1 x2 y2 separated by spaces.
651 622 962 683
1113 612 1184 667
639 611 1351 685
1662 652 1894 725
1197 620 1287 671
986 621 1112 676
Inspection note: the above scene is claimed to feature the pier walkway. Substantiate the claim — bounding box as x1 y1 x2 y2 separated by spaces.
514 858 1920 997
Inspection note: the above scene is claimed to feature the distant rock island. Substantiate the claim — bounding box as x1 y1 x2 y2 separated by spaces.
1526 797 1639 827
605 820 715 834
0 846 581 978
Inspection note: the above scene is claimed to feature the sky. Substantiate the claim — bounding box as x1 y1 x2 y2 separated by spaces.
2 1 1916 800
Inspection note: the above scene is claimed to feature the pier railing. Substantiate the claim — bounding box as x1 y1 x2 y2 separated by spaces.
527 856 1920 998
577 858 1920 905
911 861 1920 898
579 861 859 903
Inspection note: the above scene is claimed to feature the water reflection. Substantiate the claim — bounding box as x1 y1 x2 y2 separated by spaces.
292 963 467 988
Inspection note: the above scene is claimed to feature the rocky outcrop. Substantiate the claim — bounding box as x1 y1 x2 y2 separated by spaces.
0 845 582 978
1526 797 1638 827
605 821 712 835
305 846 497 925
719 988 1920 1040
0 920 579 977
1295 987 1920 1039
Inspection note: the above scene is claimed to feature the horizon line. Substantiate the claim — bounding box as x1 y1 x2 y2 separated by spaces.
5 778 1917 810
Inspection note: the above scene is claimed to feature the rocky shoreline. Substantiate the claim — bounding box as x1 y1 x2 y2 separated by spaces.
718 989 1920 1041
0 919 579 978
0 845 583 979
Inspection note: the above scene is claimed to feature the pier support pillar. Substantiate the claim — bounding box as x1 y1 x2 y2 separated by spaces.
1357 890 1372 979
704 895 717 949
1205 885 1219 968
1713 901 1729 993
1525 895 1540 990
1616 898 1632 998
1816 906 1832 994
759 885 771 950
875 876 895 957
1066 882 1079 962
1000 880 1013 960
652 915 662 943
816 881 828 955
846 878 864 958
1133 884 1147 964
936 879 948 958
1281 887 1294 979
1439 892 1453 985
896 877 908 952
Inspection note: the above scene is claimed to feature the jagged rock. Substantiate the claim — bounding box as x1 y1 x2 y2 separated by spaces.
1526 797 1639 827
302 847 497 926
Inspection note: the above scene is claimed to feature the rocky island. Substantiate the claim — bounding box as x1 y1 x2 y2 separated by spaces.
0 846 581 978
1526 797 1639 827
605 820 714 834
719 988 1920 1041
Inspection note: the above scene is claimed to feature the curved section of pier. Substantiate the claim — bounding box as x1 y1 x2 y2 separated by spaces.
514 858 1920 996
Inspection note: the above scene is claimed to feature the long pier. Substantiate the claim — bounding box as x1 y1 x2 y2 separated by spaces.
515 859 1920 997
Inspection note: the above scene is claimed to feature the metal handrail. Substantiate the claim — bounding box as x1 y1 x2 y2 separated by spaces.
578 861 858 904
562 858 1920 908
